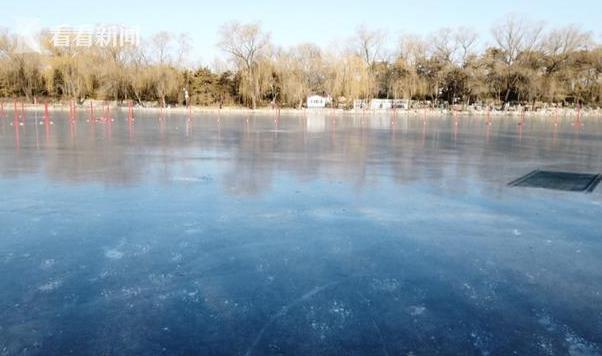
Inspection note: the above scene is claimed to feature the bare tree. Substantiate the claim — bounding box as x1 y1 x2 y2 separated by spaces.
218 22 271 109
539 25 592 102
291 43 325 96
151 31 173 65
492 15 544 65
398 34 428 67
430 28 458 63
353 25 386 67
176 33 192 67
124 44 151 104
543 25 592 58
454 27 479 65
0 28 11 59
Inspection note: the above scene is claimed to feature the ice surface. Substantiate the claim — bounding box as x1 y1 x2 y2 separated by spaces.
0 111 601 355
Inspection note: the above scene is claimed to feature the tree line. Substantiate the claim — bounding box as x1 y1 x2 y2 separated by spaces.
1 16 601 110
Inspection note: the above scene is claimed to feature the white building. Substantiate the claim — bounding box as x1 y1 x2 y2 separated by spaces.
307 95 331 109
371 99 410 110
355 99 409 111
370 99 393 110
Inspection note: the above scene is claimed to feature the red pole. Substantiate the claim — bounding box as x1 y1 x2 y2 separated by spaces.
129 100 134 120
90 102 95 121
14 115 20 149
102 103 111 121
44 100 50 140
14 103 19 125
128 101 133 140
69 100 75 120
519 109 525 126
486 107 490 125
107 104 112 138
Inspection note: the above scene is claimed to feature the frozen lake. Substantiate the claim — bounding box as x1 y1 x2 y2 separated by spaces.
0 111 601 355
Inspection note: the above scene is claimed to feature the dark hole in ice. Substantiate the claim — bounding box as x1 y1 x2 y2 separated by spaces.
509 170 601 192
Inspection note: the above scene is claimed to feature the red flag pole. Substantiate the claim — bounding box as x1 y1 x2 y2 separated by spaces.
44 100 50 139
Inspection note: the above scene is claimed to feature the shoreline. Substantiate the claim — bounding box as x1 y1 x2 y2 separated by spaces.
3 102 600 118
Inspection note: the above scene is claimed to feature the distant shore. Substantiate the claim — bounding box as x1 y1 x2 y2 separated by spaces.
4 101 601 118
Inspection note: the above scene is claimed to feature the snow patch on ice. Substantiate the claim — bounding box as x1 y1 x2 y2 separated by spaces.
311 321 330 340
40 259 56 269
371 278 400 292
38 280 62 292
329 300 351 322
566 332 599 356
408 305 426 316
538 313 600 356
105 249 124 260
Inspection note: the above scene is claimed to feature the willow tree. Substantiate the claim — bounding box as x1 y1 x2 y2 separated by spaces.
0 31 46 101
273 50 308 108
352 25 386 99
218 22 271 109
43 34 96 102
145 32 185 106
324 54 373 107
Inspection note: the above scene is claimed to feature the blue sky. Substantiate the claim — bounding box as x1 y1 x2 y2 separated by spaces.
2 0 601 65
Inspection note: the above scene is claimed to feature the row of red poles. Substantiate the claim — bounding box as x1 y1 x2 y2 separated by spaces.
4 99 27 123
0 100 139 122
2 100 199 149
0 100 582 130
1 100 201 137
